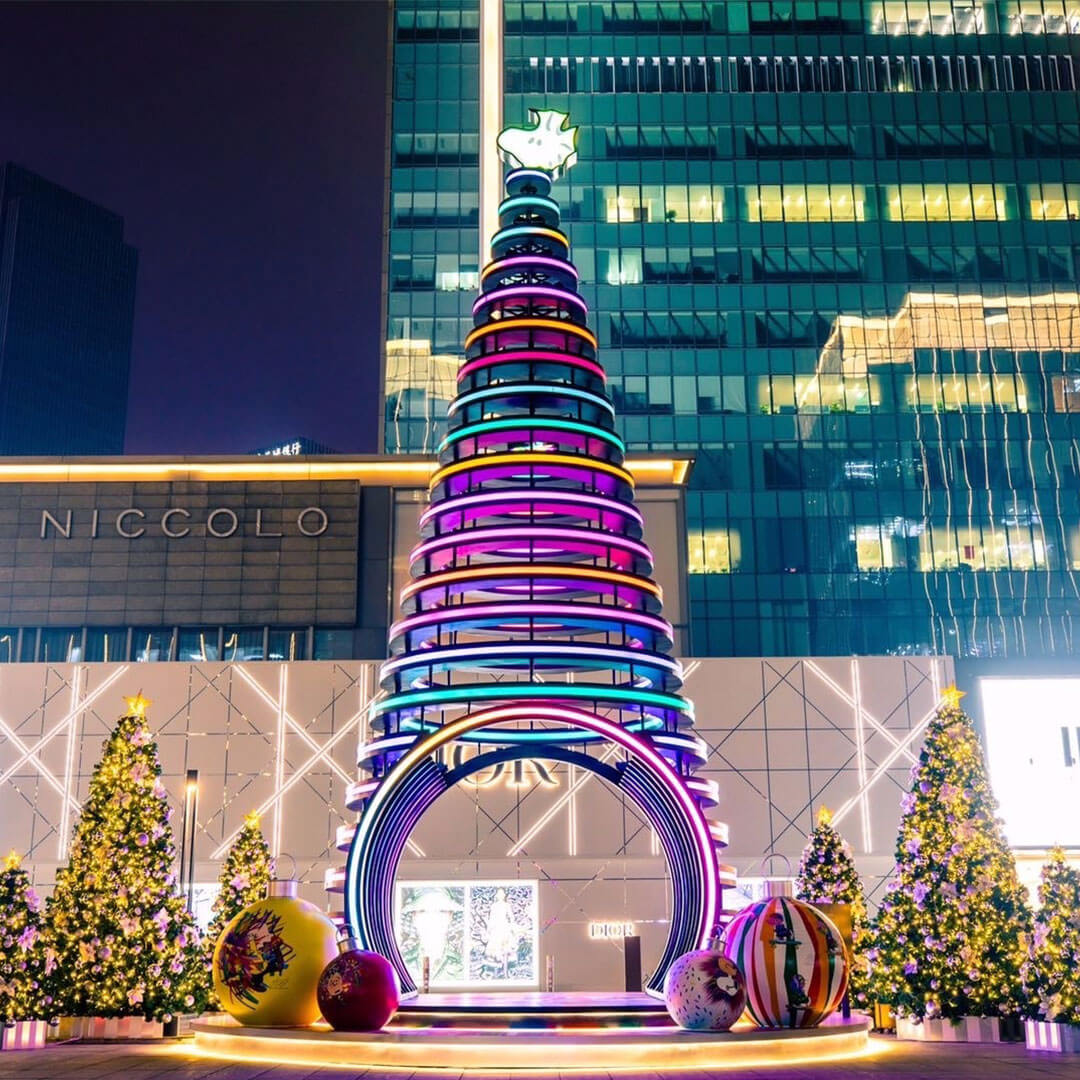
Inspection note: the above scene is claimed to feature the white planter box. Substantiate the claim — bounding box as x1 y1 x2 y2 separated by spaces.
895 1015 1002 1042
1025 1020 1080 1053
0 1020 47 1050
58 1016 163 1041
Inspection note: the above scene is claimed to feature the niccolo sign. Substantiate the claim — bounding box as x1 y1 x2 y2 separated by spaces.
39 507 329 540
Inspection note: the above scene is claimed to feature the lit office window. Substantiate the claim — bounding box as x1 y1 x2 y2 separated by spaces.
908 374 1028 412
38 629 81 662
869 0 986 33
598 249 643 285
687 529 739 573
919 525 1048 569
604 186 660 222
663 185 725 222
268 629 307 662
795 375 881 412
744 184 865 222
855 525 898 570
1052 374 1080 411
1004 0 1080 32
885 183 1007 220
1027 183 1080 219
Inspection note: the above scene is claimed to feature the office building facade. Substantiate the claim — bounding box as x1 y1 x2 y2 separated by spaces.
383 0 1080 658
0 164 137 455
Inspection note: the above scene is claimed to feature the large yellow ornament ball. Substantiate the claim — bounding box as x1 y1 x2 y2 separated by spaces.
212 879 338 1027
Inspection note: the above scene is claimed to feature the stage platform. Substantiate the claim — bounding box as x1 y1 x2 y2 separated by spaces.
394 990 675 1028
191 993 875 1072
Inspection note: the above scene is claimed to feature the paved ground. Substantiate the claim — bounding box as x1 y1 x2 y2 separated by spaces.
2 1038 1080 1080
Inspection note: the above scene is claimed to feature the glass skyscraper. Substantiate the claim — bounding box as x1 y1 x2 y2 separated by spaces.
383 0 1080 658
0 163 137 456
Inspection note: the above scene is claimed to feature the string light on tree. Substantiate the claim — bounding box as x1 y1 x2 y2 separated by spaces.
869 688 1031 1021
0 850 50 1023
1022 847 1080 1024
796 806 870 1005
44 696 209 1021
204 810 274 1009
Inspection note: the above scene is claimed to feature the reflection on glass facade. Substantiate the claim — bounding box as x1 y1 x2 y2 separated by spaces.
383 0 1080 657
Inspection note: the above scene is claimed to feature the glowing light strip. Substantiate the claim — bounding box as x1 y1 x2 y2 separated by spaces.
420 488 643 529
438 417 624 454
489 225 569 249
410 524 650 564
399 563 661 602
464 317 596 351
473 285 588 317
357 733 417 762
389 600 673 641
482 254 579 282
380 641 679 681
373 681 692 720
478 0 502 265
345 704 717 969
497 194 560 216
456 349 605 383
430 452 631 490
449 382 613 417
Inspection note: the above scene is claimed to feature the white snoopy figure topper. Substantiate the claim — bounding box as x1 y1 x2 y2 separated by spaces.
497 110 579 179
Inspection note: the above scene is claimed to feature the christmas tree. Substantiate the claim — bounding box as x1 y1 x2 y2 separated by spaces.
46 694 210 1020
869 686 1031 1021
796 806 869 1003
204 811 273 1008
1022 847 1080 1024
0 852 50 1022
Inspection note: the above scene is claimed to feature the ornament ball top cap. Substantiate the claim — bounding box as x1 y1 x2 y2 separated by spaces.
124 691 152 718
816 805 833 827
3 850 21 871
940 684 966 709
497 109 579 180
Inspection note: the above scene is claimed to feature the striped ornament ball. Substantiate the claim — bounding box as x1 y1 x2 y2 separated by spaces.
721 896 849 1029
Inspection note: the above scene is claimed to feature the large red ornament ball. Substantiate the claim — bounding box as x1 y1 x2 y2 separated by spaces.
317 941 400 1032
722 896 848 1029
663 941 747 1030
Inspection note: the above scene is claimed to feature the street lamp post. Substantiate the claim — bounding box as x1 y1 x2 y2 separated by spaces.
179 769 199 910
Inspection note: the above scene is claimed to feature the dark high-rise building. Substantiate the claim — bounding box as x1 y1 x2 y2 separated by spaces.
382 0 1080 660
0 163 137 455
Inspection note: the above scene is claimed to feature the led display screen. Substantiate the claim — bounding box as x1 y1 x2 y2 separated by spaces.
980 678 1080 848
394 879 539 988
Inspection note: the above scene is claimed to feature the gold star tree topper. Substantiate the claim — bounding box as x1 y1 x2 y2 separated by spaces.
4 850 22 871
244 810 262 829
817 805 833 827
123 692 152 718
497 110 579 180
940 684 966 709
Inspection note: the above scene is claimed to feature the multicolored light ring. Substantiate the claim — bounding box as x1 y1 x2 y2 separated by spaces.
340 162 729 994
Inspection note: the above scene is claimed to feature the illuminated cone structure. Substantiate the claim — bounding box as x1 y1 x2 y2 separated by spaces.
337 163 731 995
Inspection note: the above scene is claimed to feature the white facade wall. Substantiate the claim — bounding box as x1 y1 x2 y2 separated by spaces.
0 654 951 991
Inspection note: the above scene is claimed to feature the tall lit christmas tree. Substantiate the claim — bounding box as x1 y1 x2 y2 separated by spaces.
0 852 49 1022
870 686 1031 1021
1022 847 1080 1024
796 806 869 1003
204 811 273 1009
46 695 209 1020
338 111 729 995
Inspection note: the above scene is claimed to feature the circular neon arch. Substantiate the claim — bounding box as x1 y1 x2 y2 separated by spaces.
344 704 720 997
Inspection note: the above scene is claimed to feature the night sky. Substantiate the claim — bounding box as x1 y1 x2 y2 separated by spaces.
0 2 388 454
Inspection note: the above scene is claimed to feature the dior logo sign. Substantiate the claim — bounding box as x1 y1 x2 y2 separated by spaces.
40 507 330 540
